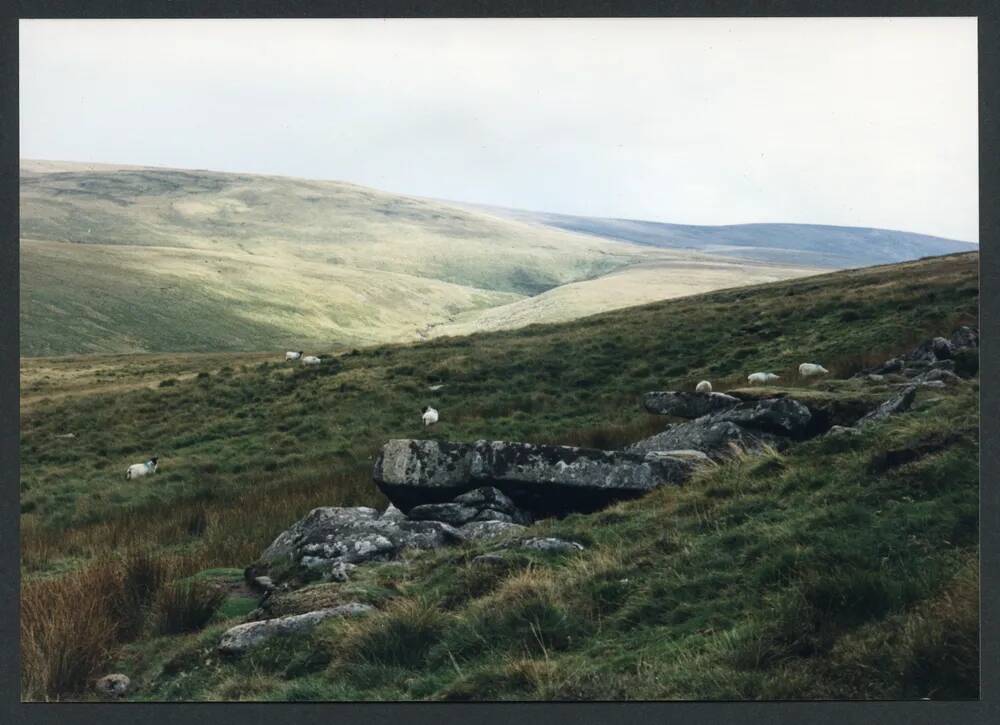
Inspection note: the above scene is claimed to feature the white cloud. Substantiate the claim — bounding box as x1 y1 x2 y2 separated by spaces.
19 17 978 241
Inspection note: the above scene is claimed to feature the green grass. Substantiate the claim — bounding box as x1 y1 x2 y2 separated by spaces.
20 252 979 700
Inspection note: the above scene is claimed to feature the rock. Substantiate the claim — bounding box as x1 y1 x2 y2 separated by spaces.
919 368 961 385
929 359 956 371
327 561 356 583
517 537 585 553
453 486 518 513
931 337 955 359
950 325 979 350
858 385 918 427
713 398 813 438
471 553 509 567
825 425 861 437
642 391 741 418
460 520 526 541
645 449 711 463
249 505 466 583
95 673 130 699
877 357 905 374
629 420 785 460
251 576 275 592
866 374 886 383
407 502 481 526
380 503 407 522
374 439 696 515
218 604 373 655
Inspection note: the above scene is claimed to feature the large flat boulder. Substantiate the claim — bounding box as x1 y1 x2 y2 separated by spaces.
642 391 741 418
218 604 372 655
373 439 698 515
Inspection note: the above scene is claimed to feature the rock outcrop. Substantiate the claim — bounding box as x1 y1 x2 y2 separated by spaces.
374 440 700 515
218 604 372 655
858 385 918 427
642 391 741 418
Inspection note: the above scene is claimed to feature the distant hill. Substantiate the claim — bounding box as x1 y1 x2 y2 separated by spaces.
456 203 977 268
19 160 819 356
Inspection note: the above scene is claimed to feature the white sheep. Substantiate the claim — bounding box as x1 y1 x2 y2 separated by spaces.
422 406 439 427
126 457 158 480
747 372 780 385
695 380 713 394
798 363 829 378
301 355 321 366
285 351 303 361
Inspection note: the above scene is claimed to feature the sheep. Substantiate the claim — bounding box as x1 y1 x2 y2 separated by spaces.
798 363 829 378
126 457 158 480
695 380 713 394
301 355 321 366
285 351 304 361
422 406 439 427
747 372 780 385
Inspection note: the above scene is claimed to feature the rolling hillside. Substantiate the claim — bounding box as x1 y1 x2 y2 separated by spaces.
458 203 977 268
21 160 822 356
20 253 979 701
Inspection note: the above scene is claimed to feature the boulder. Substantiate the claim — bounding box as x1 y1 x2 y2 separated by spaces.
950 325 979 350
407 502 481 526
249 505 465 583
629 420 785 460
374 439 697 515
642 391 741 418
712 398 813 438
460 520 526 541
218 604 372 655
94 673 131 699
919 368 962 386
858 385 918 427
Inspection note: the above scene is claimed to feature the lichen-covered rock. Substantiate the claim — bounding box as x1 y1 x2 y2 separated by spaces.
919 368 962 386
517 537 585 553
218 604 372 654
95 673 130 699
249 505 465 583
642 391 741 418
858 385 918 426
713 397 813 438
374 440 696 515
629 420 785 459
950 325 979 350
460 520 526 541
407 502 481 526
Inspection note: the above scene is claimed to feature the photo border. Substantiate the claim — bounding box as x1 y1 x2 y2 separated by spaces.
2 2 996 723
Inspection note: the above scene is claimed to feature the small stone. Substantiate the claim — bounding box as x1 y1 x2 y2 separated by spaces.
95 673 131 699
327 561 357 582
518 537 585 553
218 604 373 655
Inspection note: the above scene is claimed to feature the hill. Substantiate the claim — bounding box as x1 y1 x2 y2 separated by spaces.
20 252 979 701
21 160 821 355
457 202 977 268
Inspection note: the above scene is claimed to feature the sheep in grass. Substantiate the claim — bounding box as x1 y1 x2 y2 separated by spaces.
695 380 713 394
747 372 780 385
126 457 158 480
798 363 829 378
285 351 304 361
422 406 439 427
301 355 321 366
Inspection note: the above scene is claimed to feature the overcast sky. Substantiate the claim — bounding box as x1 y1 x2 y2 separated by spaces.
20 18 978 241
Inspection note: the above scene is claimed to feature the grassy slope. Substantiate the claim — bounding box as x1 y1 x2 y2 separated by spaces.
20 253 979 700
21 160 818 355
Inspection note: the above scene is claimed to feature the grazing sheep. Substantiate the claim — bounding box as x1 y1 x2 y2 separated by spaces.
422 406 439 427
747 372 780 385
798 363 829 378
301 355 321 366
695 380 713 394
285 351 304 361
126 457 158 480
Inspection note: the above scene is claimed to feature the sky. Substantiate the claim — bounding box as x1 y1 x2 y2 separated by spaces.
19 18 979 242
